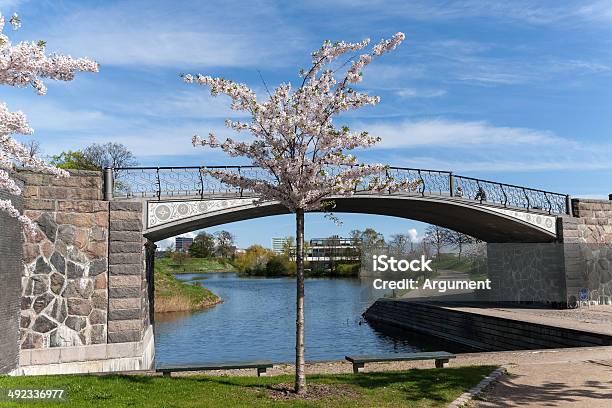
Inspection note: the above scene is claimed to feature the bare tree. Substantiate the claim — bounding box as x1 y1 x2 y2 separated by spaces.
389 233 411 256
445 230 480 260
23 140 42 157
424 225 453 258
83 142 138 169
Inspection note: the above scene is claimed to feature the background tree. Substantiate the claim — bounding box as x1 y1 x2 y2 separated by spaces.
24 139 41 157
171 250 188 265
282 236 296 257
233 245 276 275
424 225 453 258
51 142 136 170
50 150 100 170
185 32 410 393
83 142 138 169
445 230 480 260
189 232 216 258
0 12 97 234
214 230 235 258
351 228 385 259
389 233 412 256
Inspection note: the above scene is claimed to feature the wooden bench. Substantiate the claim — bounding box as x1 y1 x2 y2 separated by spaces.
156 360 274 377
345 351 456 373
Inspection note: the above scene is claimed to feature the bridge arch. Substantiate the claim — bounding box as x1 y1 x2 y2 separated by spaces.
143 194 559 243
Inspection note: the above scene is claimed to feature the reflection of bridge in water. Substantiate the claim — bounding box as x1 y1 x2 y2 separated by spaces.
105 166 571 243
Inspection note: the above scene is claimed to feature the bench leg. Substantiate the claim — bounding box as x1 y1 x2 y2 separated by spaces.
435 359 449 368
257 367 268 377
162 371 172 378
352 363 365 374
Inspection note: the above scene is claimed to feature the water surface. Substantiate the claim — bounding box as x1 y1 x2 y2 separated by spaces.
154 272 459 365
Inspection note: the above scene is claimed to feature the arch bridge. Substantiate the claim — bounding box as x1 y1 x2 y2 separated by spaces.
104 165 572 243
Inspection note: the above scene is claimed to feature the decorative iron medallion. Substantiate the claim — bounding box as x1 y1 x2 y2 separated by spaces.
148 198 258 228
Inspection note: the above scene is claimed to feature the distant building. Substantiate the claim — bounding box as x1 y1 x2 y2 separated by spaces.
277 236 360 267
307 236 360 262
271 237 287 254
175 236 193 253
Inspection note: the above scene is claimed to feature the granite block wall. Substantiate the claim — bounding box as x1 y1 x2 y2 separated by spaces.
107 201 148 343
560 199 612 305
17 170 109 350
486 243 566 305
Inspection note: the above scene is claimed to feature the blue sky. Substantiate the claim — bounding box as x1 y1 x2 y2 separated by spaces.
2 0 611 248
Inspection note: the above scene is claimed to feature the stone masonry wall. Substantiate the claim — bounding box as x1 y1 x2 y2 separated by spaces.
17 170 109 350
0 184 24 373
108 201 148 343
560 199 612 304
486 243 566 305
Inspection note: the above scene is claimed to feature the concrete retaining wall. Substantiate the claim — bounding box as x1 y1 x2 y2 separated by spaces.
364 299 612 351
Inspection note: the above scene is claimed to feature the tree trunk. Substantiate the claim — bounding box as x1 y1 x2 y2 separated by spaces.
295 208 306 394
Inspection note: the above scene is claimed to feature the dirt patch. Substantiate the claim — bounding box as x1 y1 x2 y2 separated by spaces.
267 382 359 401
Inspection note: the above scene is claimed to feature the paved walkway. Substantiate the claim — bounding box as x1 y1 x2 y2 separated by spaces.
470 360 612 407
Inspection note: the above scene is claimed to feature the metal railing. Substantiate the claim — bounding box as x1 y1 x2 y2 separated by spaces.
105 166 571 215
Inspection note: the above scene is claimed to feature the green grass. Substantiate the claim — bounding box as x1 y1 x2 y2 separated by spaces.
154 263 221 313
431 254 488 280
156 257 236 274
0 366 496 407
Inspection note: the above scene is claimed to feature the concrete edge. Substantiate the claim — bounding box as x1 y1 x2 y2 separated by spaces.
9 326 154 376
447 366 507 408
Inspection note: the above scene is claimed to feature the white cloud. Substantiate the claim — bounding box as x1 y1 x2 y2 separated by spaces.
354 118 612 174
365 119 564 149
407 228 419 242
35 1 306 68
396 88 446 98
305 0 612 25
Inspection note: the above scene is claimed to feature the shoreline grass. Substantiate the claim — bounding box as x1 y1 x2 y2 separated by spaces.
157 257 236 274
0 365 497 407
154 262 221 313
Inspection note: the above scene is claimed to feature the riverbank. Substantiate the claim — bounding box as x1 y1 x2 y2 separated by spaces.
154 265 221 313
0 366 495 407
157 257 235 274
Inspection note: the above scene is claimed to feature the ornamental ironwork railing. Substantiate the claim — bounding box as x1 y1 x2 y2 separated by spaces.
105 166 571 215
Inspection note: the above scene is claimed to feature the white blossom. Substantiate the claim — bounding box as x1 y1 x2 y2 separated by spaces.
185 32 417 212
0 12 98 235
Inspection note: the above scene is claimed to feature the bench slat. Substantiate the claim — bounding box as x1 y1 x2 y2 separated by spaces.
156 360 273 372
345 352 455 364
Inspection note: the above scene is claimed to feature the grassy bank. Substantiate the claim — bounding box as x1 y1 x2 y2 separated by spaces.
0 366 496 407
154 263 221 313
156 257 236 274
431 253 487 280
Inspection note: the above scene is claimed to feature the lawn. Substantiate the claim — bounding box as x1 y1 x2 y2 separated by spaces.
157 257 236 274
0 366 495 407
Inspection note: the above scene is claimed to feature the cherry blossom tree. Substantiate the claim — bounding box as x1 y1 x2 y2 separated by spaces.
0 12 98 235
184 32 412 393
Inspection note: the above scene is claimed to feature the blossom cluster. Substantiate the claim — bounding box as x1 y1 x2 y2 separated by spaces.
187 32 418 212
0 12 98 234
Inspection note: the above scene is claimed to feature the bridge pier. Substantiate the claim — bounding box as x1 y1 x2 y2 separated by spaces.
1 170 154 375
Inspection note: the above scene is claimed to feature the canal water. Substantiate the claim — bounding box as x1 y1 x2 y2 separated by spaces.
154 272 458 365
